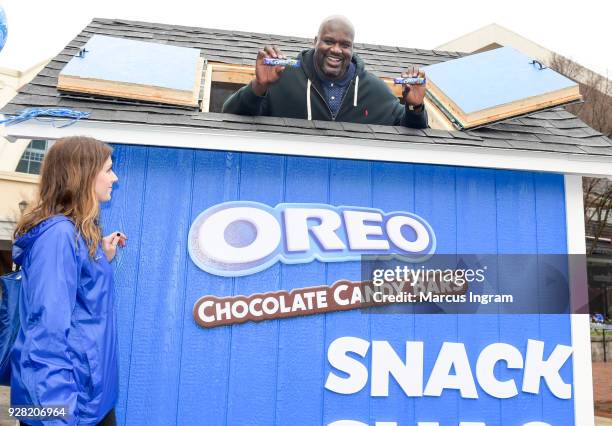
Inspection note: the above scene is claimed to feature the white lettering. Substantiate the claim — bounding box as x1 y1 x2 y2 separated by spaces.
284 208 345 251
325 337 574 409
325 337 370 394
476 343 523 398
197 300 215 323
334 284 350 306
231 300 248 319
423 342 478 399
343 211 389 250
249 298 262 317
371 341 423 397
216 301 231 320
262 297 280 315
198 207 280 263
386 215 431 252
523 423 552 426
522 339 572 399
190 202 436 276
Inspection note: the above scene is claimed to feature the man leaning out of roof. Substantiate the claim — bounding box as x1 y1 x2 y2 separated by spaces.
222 15 428 128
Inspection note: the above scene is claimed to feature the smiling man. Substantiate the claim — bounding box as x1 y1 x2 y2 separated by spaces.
222 15 428 128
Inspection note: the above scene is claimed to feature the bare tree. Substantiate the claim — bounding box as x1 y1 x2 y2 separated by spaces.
550 53 612 138
583 178 612 255
549 54 612 255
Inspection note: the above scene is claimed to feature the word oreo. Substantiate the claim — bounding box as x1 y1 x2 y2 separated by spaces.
188 201 436 277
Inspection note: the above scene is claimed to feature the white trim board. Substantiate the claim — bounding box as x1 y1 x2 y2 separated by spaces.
4 119 612 177
565 174 595 426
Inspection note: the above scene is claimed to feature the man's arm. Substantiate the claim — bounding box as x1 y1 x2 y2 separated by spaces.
400 104 428 129
222 82 266 116
222 45 286 116
397 66 428 129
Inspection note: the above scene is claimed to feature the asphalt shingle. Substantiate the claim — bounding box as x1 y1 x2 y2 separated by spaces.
506 140 587 154
537 134 612 147
1 17 610 159
312 120 343 131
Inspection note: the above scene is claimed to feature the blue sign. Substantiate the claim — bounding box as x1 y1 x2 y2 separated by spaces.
188 201 436 277
102 144 575 425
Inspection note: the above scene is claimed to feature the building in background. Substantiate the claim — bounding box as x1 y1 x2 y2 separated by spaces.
436 23 611 97
0 59 48 274
437 23 612 322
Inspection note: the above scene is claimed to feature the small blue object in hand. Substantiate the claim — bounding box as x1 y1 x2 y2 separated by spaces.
262 58 300 67
393 77 426 85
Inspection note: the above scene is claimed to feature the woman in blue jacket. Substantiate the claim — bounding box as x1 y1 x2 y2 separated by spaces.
11 136 126 426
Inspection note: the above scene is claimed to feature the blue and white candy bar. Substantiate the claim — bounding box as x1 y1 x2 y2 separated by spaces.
393 77 427 85
262 58 300 67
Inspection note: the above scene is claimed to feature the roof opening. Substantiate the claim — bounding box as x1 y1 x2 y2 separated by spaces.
202 63 254 112
57 35 204 107
208 82 244 113
423 46 582 129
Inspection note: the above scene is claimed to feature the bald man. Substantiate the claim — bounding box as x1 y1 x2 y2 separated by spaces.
222 16 428 128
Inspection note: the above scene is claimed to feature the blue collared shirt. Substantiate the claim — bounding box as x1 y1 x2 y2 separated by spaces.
315 61 356 118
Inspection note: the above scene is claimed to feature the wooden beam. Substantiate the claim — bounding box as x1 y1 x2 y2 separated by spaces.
424 98 455 130
58 57 205 107
210 63 255 85
201 62 214 112
427 79 581 128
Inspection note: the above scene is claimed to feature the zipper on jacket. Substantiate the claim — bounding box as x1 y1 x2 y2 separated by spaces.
335 78 357 120
309 77 357 121
309 82 335 120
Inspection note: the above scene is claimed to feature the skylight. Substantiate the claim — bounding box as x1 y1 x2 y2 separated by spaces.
424 46 581 129
57 35 204 107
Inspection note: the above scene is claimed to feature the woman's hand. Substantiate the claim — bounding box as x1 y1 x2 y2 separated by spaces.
102 232 127 262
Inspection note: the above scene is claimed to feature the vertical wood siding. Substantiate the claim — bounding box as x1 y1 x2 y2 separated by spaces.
101 144 572 426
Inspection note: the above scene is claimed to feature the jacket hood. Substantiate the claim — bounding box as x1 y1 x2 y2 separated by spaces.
12 215 71 266
298 48 365 81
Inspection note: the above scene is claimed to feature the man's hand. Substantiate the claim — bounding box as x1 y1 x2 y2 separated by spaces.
252 45 287 96
102 232 127 262
402 66 426 108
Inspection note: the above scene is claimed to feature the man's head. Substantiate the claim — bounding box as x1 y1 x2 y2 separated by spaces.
313 15 355 80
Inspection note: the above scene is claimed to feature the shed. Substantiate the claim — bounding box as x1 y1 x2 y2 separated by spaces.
3 18 612 426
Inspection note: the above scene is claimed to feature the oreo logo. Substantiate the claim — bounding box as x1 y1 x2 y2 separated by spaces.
188 201 436 277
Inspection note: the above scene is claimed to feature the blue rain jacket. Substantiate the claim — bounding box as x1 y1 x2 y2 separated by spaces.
10 215 118 426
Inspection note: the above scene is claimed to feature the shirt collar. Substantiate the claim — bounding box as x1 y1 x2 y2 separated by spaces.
314 59 356 87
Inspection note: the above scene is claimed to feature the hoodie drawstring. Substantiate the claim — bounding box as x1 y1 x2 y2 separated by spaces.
306 75 359 120
307 79 312 121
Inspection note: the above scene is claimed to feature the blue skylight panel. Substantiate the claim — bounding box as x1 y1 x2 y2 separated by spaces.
60 35 201 91
424 46 578 114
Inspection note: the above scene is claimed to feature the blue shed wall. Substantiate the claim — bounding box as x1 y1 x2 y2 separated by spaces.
101 144 573 426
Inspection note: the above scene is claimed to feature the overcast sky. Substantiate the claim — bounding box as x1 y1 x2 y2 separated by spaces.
0 0 610 77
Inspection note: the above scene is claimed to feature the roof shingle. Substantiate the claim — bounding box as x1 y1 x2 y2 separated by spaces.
2 17 611 159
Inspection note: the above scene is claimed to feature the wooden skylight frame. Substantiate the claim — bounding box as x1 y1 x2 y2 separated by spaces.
57 35 205 107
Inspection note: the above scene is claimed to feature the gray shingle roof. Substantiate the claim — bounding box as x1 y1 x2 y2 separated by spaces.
2 18 612 158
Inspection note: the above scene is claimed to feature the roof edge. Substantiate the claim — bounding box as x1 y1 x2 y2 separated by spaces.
4 118 612 177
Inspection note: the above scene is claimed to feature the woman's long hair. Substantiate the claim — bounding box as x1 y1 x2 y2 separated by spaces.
14 136 113 258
